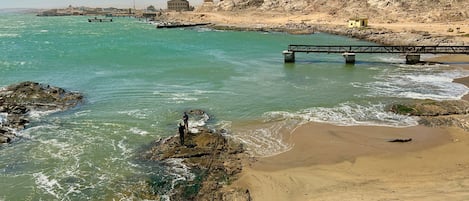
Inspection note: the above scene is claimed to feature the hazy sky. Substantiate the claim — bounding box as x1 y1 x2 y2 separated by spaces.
0 0 204 9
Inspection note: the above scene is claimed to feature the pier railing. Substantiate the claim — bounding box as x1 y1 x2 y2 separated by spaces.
287 45 469 54
283 45 469 64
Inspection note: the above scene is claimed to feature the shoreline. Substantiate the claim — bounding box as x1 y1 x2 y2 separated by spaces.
155 10 469 200
427 54 469 101
230 55 469 200
166 11 469 200
164 11 469 46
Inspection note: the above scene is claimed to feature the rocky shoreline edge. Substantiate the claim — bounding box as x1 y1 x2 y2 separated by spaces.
1 20 467 199
1 80 468 200
122 109 252 200
208 22 466 46
0 81 84 144
160 11 466 46
145 14 469 200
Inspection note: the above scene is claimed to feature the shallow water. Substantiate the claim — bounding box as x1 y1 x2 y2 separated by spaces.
0 13 468 200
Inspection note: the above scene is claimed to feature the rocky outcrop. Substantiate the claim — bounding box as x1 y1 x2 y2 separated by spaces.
314 25 464 46
389 100 469 130
0 81 84 144
202 0 469 23
210 22 315 34
125 110 251 201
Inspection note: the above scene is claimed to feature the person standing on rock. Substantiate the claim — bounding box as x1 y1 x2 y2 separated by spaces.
183 112 189 133
178 123 185 145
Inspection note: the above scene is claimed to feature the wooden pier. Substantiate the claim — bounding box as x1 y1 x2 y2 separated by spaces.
283 45 469 64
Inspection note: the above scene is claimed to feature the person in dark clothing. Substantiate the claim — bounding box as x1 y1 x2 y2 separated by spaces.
178 123 185 145
182 112 189 133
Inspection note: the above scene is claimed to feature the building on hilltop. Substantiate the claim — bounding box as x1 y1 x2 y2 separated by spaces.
348 18 368 28
167 0 191 11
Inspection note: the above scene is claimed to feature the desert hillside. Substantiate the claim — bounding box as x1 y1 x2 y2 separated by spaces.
200 0 468 23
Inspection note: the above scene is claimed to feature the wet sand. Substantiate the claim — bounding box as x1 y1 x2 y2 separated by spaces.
234 125 469 201
232 55 469 201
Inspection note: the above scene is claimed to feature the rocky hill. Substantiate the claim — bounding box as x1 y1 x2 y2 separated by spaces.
202 0 468 22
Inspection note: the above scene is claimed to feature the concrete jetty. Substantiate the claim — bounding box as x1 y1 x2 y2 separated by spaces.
283 45 469 64
156 22 210 29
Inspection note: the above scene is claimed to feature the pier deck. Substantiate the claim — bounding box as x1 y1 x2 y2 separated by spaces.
283 45 469 64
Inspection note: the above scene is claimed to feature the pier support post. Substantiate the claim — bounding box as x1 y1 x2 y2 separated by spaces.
283 50 295 63
405 54 421 64
342 52 356 64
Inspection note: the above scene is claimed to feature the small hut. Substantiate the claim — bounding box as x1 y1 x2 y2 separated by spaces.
348 18 368 28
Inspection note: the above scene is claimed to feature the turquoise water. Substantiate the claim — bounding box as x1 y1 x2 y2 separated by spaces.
1 13 468 200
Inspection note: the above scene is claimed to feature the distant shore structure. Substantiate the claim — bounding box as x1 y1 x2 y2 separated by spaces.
348 18 368 28
88 17 113 22
167 0 191 11
37 6 137 17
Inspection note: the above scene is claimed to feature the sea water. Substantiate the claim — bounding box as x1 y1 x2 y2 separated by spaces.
0 12 468 200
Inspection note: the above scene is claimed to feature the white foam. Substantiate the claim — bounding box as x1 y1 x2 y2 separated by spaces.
265 102 419 127
162 158 195 199
233 102 419 157
28 109 61 121
129 127 148 136
377 55 405 63
0 33 19 38
170 93 198 102
364 68 469 101
165 158 195 181
33 172 63 199
229 120 297 157
117 138 132 157
118 109 149 119
187 112 210 134
73 110 91 117
0 113 7 126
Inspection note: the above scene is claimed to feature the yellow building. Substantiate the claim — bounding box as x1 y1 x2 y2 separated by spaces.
348 18 368 28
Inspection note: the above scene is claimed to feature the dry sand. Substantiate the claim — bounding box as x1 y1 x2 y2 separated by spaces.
233 125 469 201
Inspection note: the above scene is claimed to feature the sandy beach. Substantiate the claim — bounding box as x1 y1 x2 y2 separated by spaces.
230 55 469 200
164 9 469 200
233 125 469 201
179 11 469 200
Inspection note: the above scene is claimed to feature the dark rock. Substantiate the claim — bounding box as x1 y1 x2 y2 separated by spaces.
0 136 11 143
0 81 84 144
389 99 469 131
389 100 469 117
388 138 412 143
128 110 250 201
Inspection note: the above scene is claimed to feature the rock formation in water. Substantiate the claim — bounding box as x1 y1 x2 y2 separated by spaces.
124 110 251 201
390 99 469 130
0 81 84 144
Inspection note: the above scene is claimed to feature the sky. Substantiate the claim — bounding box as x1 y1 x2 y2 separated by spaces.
0 0 204 9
